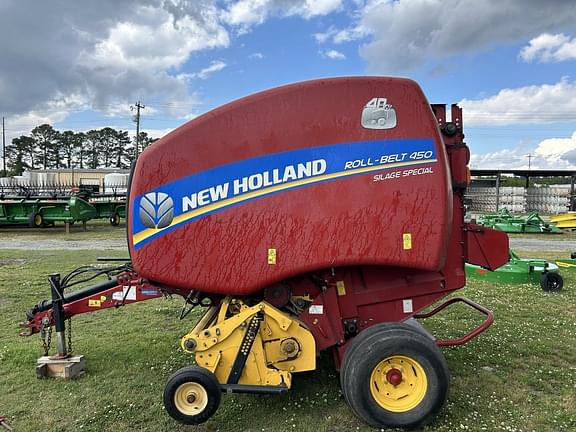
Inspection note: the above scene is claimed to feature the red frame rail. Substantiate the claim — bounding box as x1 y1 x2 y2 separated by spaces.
414 296 494 346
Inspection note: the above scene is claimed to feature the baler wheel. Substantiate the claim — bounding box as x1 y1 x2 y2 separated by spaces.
540 272 563 292
163 366 221 425
340 323 449 429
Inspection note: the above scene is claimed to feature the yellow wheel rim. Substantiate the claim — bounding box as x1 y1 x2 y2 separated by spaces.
369 355 428 412
174 382 208 415
34 214 42 226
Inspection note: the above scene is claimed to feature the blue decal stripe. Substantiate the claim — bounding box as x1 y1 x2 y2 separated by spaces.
132 157 437 248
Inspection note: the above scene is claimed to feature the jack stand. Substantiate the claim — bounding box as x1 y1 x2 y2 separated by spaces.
36 273 85 379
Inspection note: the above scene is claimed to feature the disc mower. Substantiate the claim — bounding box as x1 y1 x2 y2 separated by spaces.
20 77 509 429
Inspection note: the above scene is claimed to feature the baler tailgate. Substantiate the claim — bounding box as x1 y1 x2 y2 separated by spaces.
465 223 509 270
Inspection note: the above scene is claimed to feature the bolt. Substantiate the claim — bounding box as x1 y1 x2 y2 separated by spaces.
184 339 197 351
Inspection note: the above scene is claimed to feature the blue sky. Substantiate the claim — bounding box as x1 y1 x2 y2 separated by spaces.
1 0 576 169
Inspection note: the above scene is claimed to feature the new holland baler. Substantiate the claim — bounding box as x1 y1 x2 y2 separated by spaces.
21 77 508 429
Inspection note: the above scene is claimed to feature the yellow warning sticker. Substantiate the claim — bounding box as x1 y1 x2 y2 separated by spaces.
268 248 277 265
403 233 412 250
336 281 346 296
88 299 101 307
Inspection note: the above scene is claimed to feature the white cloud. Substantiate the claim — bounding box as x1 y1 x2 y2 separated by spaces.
520 33 576 63
470 148 531 170
248 52 264 59
0 1 230 123
322 49 346 60
459 79 576 126
314 26 365 44
333 0 576 72
190 61 227 79
314 27 337 43
534 131 576 166
83 11 229 71
471 132 576 169
222 0 343 28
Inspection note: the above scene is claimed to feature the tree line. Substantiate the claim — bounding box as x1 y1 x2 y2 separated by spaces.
5 124 157 176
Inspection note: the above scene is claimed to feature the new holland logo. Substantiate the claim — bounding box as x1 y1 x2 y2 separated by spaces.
139 192 174 229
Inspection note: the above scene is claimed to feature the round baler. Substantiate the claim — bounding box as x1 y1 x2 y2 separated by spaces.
21 77 509 429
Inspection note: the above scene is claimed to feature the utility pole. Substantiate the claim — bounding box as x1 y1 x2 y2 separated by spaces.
2 117 5 177
131 101 145 159
526 153 533 170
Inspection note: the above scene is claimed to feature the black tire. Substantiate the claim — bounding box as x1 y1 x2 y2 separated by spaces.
109 212 121 226
540 272 563 292
339 323 408 406
340 323 449 429
28 212 44 228
163 366 221 425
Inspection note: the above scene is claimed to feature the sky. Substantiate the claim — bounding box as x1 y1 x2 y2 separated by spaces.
1 0 575 170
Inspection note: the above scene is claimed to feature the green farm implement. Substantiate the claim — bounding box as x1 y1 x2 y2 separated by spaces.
0 196 96 227
90 199 126 226
0 195 126 227
477 209 562 234
466 250 563 291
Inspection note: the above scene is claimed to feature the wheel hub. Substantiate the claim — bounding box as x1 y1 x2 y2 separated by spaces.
386 368 403 386
174 382 208 415
370 355 428 413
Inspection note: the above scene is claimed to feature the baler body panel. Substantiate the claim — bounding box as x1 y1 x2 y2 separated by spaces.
128 77 452 295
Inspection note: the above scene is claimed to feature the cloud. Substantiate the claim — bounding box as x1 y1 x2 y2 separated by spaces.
0 1 229 123
535 131 576 166
190 60 227 79
335 0 576 72
321 49 346 60
459 79 576 126
520 33 576 63
248 52 264 59
222 0 343 28
314 25 365 44
471 131 576 169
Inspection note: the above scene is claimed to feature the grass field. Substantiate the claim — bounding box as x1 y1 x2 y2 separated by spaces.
0 246 575 431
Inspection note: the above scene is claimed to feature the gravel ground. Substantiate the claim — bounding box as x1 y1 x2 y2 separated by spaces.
509 238 576 252
0 237 574 252
0 239 127 250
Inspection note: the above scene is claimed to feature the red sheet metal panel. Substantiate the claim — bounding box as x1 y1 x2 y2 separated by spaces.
128 77 452 295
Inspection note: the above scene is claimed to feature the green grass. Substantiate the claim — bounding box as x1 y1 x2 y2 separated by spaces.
0 249 575 431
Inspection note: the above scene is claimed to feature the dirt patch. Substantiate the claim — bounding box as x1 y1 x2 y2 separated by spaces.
0 239 127 250
0 258 28 266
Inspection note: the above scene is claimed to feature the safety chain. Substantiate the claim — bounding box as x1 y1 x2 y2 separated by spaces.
67 318 73 354
40 322 52 356
39 318 73 355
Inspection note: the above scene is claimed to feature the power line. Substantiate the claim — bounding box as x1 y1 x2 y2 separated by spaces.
130 101 145 159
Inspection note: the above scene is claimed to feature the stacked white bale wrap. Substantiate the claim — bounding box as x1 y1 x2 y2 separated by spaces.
466 185 571 214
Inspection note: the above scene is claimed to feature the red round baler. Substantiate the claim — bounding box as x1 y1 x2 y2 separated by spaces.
22 77 508 429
